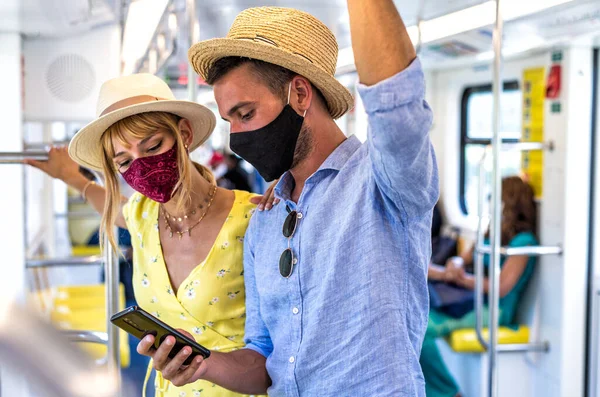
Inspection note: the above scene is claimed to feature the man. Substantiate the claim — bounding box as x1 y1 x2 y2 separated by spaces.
138 1 438 395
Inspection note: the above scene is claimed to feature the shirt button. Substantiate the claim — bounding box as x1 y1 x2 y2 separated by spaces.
297 212 303 219
289 356 295 363
292 258 298 265
292 307 299 315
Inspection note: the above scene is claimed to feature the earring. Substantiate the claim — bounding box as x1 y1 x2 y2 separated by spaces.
184 144 189 151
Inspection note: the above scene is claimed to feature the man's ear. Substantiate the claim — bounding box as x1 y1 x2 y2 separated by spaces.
290 76 313 116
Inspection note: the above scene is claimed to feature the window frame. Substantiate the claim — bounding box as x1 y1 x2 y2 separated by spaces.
459 81 521 215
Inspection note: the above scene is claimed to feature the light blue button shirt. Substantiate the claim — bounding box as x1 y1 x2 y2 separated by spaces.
243 58 439 397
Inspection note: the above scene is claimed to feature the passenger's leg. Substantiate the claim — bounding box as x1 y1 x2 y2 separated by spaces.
420 336 460 397
421 309 463 397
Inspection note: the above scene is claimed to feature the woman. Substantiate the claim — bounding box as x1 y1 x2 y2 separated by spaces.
25 73 275 397
423 176 538 397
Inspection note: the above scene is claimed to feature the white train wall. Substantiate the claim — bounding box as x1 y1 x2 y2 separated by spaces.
422 40 596 396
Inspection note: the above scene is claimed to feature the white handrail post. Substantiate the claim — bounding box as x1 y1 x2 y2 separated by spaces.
105 230 121 394
476 150 490 350
489 0 504 396
187 0 198 102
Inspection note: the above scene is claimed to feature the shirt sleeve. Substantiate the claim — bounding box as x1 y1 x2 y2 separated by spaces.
242 218 273 358
357 58 439 219
509 232 538 248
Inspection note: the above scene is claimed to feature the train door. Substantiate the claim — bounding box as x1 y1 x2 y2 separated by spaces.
587 46 600 397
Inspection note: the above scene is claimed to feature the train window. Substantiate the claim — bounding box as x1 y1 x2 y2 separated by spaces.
460 82 521 215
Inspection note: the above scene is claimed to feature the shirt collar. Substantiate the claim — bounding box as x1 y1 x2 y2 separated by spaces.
274 172 295 201
274 135 361 200
318 135 361 172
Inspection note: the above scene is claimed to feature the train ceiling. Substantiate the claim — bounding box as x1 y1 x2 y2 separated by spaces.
3 0 600 76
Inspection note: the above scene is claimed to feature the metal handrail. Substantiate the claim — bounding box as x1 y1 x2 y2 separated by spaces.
26 256 104 268
105 231 121 391
62 330 108 345
474 150 558 357
55 211 101 219
1 140 124 391
0 151 48 163
24 141 70 150
187 0 198 103
475 151 489 350
473 125 556 389
479 141 549 156
475 245 563 256
488 4 505 394
497 342 549 353
499 141 549 152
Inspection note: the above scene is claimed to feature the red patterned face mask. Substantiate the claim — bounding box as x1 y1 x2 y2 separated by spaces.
121 145 180 203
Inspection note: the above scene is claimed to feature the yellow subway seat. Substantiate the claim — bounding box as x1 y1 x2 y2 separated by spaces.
71 245 102 257
50 306 126 331
447 326 530 353
53 311 113 333
50 291 125 315
50 307 107 323
54 284 125 300
28 284 125 318
28 283 131 367
30 285 125 316
52 296 125 312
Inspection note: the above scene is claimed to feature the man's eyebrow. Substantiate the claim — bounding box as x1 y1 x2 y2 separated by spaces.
227 101 255 117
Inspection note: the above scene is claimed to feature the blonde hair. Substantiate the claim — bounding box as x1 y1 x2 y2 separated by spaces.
100 111 214 253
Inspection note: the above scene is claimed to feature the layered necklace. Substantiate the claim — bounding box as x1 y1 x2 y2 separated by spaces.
160 184 217 240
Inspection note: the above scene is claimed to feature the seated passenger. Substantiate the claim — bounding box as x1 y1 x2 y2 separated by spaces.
422 176 538 397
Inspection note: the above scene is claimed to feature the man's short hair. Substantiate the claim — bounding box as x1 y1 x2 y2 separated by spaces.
206 57 327 107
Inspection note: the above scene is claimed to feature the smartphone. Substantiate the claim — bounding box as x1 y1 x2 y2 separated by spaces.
110 306 210 365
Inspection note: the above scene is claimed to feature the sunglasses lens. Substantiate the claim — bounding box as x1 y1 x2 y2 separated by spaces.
279 249 294 278
282 211 297 238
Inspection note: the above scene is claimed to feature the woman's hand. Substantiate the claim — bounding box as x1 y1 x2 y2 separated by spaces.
250 180 280 211
23 146 85 186
443 257 465 284
136 329 208 387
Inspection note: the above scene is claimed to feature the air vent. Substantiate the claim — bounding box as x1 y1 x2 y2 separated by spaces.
45 54 96 103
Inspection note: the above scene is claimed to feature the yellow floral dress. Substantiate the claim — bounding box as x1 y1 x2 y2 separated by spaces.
123 189 257 397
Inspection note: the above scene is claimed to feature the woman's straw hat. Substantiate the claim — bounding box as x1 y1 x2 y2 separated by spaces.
69 73 216 171
188 7 354 120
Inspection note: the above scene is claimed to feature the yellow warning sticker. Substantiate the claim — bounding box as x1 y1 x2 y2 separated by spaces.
521 68 546 199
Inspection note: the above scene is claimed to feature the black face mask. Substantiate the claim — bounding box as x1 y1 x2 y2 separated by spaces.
229 104 305 182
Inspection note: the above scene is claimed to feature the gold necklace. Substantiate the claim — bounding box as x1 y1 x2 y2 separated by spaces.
160 185 217 240
162 191 212 222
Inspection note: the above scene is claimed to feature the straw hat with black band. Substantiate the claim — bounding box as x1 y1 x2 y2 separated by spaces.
68 73 216 172
188 6 354 120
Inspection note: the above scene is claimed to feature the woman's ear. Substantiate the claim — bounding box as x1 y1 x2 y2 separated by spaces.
178 118 194 148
